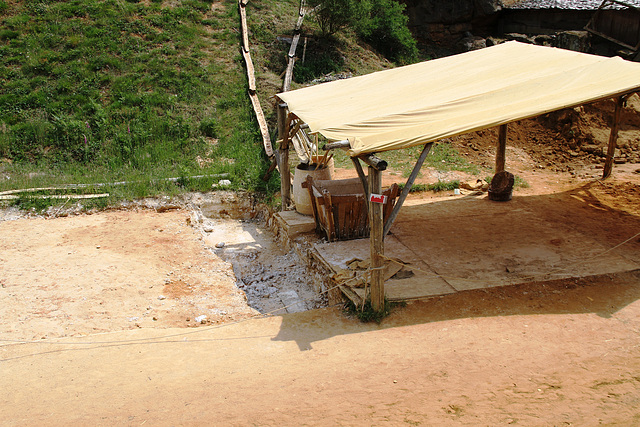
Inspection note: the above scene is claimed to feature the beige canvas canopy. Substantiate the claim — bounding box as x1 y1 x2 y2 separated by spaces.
277 41 640 157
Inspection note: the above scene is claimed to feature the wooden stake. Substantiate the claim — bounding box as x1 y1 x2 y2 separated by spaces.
496 123 507 173
603 96 624 179
368 166 385 312
323 140 351 150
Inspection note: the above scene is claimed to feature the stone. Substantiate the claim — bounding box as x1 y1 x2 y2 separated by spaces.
557 31 590 53
215 241 225 248
279 290 306 313
457 35 486 52
505 33 533 44
460 180 484 190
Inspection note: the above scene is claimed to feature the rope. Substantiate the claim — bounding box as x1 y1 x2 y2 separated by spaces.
0 276 352 348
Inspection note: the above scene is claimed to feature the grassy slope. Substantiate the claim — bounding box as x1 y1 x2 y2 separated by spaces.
0 0 279 206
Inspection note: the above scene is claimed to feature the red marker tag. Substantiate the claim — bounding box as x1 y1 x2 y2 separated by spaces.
369 193 388 204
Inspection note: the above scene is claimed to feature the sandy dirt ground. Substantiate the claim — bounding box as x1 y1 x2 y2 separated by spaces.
0 207 258 341
1 99 640 424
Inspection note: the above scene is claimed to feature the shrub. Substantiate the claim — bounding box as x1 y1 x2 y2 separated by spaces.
307 0 418 64
356 0 418 64
307 0 367 36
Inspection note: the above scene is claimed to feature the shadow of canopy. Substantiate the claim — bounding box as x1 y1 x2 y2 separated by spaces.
273 180 640 350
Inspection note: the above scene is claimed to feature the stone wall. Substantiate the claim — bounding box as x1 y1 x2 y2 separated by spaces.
401 0 502 42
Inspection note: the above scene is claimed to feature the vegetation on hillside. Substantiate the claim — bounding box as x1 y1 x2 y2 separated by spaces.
0 0 278 204
0 0 422 211
308 0 418 64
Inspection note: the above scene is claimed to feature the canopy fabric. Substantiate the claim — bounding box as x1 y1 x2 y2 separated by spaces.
277 41 640 157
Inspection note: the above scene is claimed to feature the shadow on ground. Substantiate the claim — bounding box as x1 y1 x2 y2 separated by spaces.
274 180 640 350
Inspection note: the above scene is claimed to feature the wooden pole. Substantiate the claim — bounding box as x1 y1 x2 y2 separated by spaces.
496 123 508 173
368 166 385 312
383 142 433 237
603 96 624 179
351 157 369 201
323 140 351 150
359 154 387 171
277 104 291 210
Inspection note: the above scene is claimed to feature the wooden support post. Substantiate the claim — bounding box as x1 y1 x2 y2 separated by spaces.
496 123 508 173
351 157 369 201
277 104 291 210
383 142 433 237
368 166 385 312
603 96 624 179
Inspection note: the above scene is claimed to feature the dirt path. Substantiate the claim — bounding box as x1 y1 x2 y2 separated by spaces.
1 277 639 425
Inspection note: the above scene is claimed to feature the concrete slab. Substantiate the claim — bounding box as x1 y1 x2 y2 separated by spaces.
391 193 640 293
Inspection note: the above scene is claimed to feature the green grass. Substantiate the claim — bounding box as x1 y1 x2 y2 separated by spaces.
0 0 278 211
343 297 405 323
331 141 480 178
399 180 460 193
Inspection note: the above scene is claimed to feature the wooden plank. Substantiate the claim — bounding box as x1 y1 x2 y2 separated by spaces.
0 193 109 201
288 33 301 58
277 102 287 140
496 123 507 173
323 190 335 241
338 201 348 239
383 184 399 220
280 112 293 210
383 143 432 237
359 196 368 237
339 284 364 307
248 92 273 157
239 2 250 52
603 96 624 179
241 49 256 93
295 13 304 31
368 166 385 311
283 57 295 92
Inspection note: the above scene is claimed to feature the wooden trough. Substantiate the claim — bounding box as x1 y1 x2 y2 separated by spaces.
302 176 399 242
